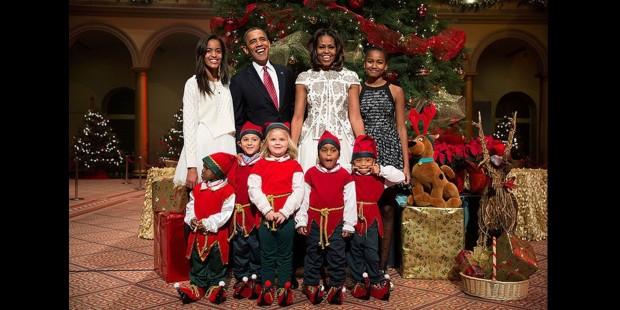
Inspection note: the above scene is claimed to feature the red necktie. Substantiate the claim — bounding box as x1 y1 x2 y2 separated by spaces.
262 66 279 110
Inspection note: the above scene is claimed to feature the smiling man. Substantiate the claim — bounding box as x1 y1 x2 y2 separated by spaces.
230 27 296 138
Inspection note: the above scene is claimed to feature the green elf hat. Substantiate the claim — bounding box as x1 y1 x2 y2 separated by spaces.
202 152 237 180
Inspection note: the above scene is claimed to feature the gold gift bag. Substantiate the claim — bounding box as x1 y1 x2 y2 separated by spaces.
152 178 188 214
400 206 464 279
138 167 176 240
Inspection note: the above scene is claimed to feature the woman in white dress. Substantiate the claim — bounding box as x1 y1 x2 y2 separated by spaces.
174 35 237 188
291 28 365 172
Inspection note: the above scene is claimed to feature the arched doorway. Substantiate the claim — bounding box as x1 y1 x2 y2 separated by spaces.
495 91 536 161
468 29 547 166
69 26 137 165
143 27 206 162
103 87 135 156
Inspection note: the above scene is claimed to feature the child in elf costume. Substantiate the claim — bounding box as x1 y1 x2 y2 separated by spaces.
248 122 304 307
229 121 264 299
174 152 237 304
295 130 357 305
348 134 404 301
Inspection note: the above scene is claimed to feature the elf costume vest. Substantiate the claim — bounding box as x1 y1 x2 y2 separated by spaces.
305 166 353 241
251 159 303 213
186 183 234 264
230 157 261 237
352 173 385 237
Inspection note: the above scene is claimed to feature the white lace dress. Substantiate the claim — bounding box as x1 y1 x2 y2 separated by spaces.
295 68 360 172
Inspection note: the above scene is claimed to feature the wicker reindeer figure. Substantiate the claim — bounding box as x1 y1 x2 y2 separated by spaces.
407 104 461 208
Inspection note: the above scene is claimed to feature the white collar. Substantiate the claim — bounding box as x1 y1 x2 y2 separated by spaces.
253 60 275 73
264 154 290 162
238 153 261 166
200 179 228 191
315 163 341 173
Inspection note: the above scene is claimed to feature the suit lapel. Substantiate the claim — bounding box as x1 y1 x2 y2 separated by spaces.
246 66 272 104
276 66 286 112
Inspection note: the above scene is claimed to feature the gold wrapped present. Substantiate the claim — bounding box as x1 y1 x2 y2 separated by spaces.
152 178 188 213
507 168 547 241
138 167 176 240
400 206 464 279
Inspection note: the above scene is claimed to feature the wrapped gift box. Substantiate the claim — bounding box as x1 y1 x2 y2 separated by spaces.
400 206 464 279
495 232 538 281
152 177 188 213
154 212 190 283
138 167 176 240
454 249 485 278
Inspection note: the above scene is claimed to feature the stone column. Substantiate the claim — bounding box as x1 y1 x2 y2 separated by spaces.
133 67 149 171
465 73 475 138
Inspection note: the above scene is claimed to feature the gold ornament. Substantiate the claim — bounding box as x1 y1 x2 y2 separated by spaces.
308 15 318 24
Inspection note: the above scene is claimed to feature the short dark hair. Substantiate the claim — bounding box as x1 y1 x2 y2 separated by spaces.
309 28 344 71
243 27 269 46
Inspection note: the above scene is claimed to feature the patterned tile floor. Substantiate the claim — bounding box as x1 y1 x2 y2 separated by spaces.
69 179 547 309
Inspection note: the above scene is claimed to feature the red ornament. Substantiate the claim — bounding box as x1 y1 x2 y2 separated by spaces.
417 4 427 17
348 0 364 9
385 70 399 82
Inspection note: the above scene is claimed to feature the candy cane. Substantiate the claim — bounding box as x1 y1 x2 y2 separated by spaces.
492 236 497 281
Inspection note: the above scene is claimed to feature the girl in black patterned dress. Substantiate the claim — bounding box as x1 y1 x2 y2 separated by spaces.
358 47 410 271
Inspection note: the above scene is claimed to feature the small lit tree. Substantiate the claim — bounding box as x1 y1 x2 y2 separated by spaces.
160 108 184 161
72 110 123 171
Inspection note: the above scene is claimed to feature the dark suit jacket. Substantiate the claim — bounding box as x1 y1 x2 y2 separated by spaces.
230 63 296 136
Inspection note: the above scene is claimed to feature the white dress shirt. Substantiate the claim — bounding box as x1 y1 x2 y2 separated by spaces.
252 61 280 102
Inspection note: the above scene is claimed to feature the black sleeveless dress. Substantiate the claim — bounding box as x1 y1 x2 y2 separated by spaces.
359 82 404 171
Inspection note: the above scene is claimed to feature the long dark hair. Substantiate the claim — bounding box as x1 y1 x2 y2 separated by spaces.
309 28 344 71
195 35 229 96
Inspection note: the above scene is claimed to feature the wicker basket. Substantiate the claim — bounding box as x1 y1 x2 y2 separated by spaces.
460 272 529 300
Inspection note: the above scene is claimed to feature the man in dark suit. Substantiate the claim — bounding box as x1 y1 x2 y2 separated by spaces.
231 27 295 135
230 26 302 289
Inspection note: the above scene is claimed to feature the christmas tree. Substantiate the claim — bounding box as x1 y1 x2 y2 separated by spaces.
492 114 522 159
72 110 124 170
211 0 466 107
160 108 184 161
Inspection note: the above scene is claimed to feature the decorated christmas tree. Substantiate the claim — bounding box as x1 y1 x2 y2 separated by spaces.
492 114 523 160
160 108 184 161
72 110 124 171
211 0 466 107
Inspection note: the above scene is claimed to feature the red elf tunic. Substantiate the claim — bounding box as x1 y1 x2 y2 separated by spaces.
352 173 385 237
230 155 262 238
250 158 303 215
305 166 353 246
186 183 234 265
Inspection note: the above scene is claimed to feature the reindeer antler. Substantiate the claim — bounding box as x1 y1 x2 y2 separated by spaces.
420 103 436 135
408 103 437 136
408 108 421 136
503 111 518 161
472 111 492 173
